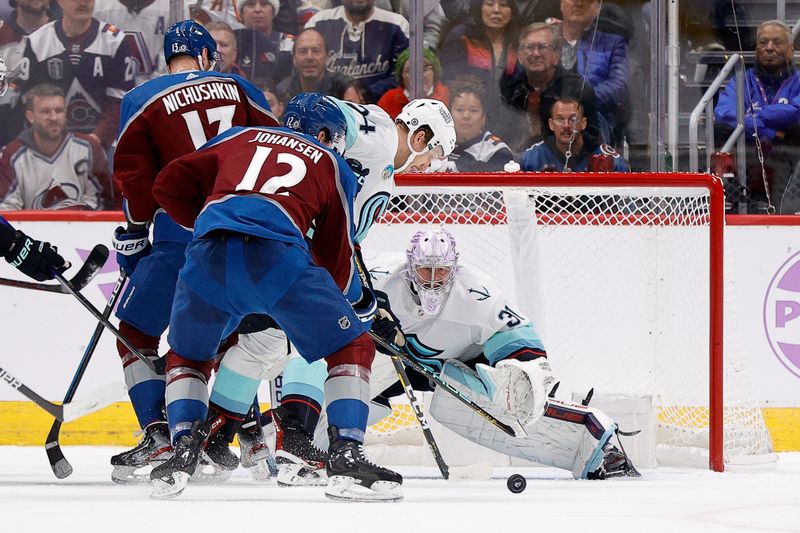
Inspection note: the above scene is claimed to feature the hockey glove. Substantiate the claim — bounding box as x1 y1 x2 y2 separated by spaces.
372 290 406 350
113 225 151 275
351 286 377 322
4 230 69 281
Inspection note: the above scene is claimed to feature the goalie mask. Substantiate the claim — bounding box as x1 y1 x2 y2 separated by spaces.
0 55 7 97
404 229 459 316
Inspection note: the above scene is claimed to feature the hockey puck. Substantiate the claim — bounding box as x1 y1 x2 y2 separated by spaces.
507 474 526 493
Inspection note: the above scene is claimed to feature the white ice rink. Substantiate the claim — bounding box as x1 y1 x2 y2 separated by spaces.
1 447 799 533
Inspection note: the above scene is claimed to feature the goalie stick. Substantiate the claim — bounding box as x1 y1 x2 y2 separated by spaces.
0 244 109 293
46 272 128 479
54 272 166 375
368 332 518 438
0 365 125 422
352 250 450 479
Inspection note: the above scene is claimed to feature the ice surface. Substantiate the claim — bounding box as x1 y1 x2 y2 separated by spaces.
1 447 799 533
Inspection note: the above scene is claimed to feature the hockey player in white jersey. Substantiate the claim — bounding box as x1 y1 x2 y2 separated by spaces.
362 229 639 480
200 96 456 496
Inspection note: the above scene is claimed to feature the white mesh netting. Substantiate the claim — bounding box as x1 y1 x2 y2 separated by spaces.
360 176 773 468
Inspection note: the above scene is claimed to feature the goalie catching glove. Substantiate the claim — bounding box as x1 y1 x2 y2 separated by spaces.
372 290 406 350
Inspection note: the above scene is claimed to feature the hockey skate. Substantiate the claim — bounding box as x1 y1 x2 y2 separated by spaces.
324 426 403 502
272 406 329 487
588 441 641 480
150 421 210 499
237 417 279 481
191 430 240 484
110 422 173 484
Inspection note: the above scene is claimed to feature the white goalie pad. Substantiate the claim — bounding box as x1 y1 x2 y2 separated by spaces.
430 360 617 478
220 329 290 381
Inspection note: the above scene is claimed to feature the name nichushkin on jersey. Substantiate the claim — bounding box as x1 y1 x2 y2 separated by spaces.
161 82 242 115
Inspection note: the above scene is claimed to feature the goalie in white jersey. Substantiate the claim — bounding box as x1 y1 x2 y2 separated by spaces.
349 229 638 481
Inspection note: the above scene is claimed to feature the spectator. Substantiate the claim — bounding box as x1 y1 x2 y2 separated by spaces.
439 0 560 28
277 28 340 101
0 0 55 146
429 75 512 172
499 22 601 153
263 84 285 119
329 74 367 103
439 0 518 133
189 0 242 29
206 22 248 77
555 0 629 144
12 0 141 150
377 47 448 119
714 20 800 214
235 0 293 87
305 0 409 103
0 0 54 53
93 0 178 83
0 83 108 210
521 96 628 171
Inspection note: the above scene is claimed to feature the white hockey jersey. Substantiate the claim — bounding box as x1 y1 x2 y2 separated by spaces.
93 0 181 82
0 130 107 210
332 99 398 243
368 254 546 369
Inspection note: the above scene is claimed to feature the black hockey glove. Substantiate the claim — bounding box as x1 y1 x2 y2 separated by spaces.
4 230 69 281
372 290 406 353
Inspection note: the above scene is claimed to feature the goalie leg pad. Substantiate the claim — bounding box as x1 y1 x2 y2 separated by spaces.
431 362 616 478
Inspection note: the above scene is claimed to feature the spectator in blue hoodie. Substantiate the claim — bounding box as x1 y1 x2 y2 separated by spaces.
715 20 800 213
554 0 629 145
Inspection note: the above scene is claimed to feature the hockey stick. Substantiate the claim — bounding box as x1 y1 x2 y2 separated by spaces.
45 272 128 479
368 332 518 438
0 244 109 293
353 251 449 478
0 365 125 422
54 272 166 375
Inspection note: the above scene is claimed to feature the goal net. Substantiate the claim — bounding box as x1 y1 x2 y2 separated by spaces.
359 172 773 472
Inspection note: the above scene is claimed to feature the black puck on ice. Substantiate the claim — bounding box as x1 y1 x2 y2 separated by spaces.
507 474 526 493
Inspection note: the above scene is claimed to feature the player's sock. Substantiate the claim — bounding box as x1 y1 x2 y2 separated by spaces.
117 322 165 428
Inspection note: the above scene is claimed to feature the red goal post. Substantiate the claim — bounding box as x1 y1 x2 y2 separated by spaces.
360 171 772 472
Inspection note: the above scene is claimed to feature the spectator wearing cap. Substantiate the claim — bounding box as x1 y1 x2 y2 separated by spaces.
277 27 342 101
305 0 409 103
377 48 449 119
235 0 293 87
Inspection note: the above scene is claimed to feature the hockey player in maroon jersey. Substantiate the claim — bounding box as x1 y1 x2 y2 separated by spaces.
149 94 403 501
108 20 278 484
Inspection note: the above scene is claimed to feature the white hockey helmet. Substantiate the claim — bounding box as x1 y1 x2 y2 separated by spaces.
395 99 456 172
0 55 7 97
404 229 459 316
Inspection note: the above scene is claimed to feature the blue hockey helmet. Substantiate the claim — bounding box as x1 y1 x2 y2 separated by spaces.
283 92 348 155
163 20 219 70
